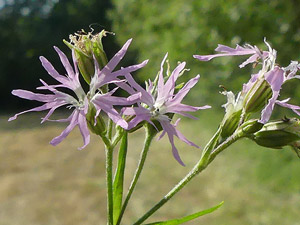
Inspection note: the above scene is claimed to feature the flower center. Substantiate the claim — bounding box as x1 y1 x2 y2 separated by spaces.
151 102 167 119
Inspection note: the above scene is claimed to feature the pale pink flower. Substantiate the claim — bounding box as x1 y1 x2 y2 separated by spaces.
121 54 211 165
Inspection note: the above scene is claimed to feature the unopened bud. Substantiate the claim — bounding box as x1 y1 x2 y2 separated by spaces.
252 118 300 149
220 91 243 139
63 29 108 84
221 109 242 138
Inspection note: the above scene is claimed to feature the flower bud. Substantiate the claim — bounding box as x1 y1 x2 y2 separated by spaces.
221 109 242 138
63 29 108 84
252 118 300 149
220 91 243 139
86 104 106 135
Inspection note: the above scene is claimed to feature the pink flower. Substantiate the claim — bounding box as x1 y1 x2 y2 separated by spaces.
9 39 147 149
194 39 300 124
121 54 211 165
88 39 148 129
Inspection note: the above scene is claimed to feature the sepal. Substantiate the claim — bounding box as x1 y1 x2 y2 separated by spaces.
243 79 273 114
86 104 106 135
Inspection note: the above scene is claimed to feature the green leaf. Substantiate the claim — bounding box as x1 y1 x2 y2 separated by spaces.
144 201 224 225
113 132 128 224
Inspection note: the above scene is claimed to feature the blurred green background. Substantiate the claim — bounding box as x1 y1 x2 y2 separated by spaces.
1 0 300 224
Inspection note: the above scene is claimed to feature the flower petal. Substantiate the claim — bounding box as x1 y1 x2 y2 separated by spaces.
122 107 151 129
111 60 149 77
92 39 133 90
77 111 90 150
167 103 201 112
193 44 258 61
169 75 200 105
156 53 168 101
54 46 76 80
163 62 186 98
259 67 285 123
276 99 300 116
93 98 128 129
50 110 79 146
39 56 68 84
11 89 54 102
8 102 58 121
159 120 186 166
242 73 259 93
124 72 154 106
41 102 66 123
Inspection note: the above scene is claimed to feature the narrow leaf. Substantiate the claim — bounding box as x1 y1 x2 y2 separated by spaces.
145 201 224 225
202 126 222 160
113 132 128 224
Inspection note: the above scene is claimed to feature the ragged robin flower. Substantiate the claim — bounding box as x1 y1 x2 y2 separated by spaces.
9 47 91 149
194 39 300 132
120 54 211 165
9 39 147 148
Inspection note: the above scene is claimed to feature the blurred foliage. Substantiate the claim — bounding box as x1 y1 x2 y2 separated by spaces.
109 0 300 107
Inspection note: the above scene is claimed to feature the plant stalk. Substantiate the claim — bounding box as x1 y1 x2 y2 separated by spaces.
133 127 240 225
116 125 156 225
105 144 114 225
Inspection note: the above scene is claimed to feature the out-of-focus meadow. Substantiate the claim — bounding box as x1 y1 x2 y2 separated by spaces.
1 111 300 225
1 0 300 224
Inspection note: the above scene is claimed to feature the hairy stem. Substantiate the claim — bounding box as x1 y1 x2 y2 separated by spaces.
108 119 113 140
105 144 114 225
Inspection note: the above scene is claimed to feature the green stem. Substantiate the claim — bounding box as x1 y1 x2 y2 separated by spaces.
105 144 114 225
108 119 113 140
133 127 241 225
116 125 156 225
101 134 112 149
209 131 243 164
113 132 128 224
104 125 124 225
112 128 124 149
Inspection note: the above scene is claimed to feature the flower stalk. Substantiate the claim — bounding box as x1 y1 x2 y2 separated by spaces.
132 125 240 225
105 143 114 225
116 124 156 225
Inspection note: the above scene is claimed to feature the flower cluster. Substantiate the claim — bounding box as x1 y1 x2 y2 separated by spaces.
9 39 146 149
194 39 300 139
10 30 300 164
9 31 209 165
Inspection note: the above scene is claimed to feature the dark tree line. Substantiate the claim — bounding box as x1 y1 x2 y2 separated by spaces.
0 0 117 111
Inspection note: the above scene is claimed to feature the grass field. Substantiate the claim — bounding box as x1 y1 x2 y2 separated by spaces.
0 110 300 225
